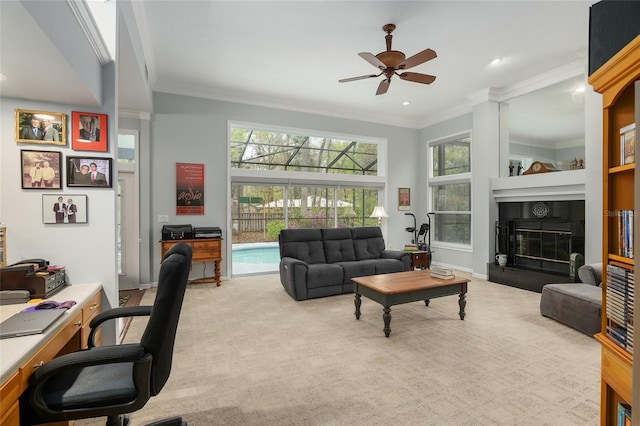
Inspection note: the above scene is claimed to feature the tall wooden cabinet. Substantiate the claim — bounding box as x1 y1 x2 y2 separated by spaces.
588 34 640 425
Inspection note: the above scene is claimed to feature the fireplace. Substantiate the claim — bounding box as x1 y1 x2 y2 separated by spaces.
490 200 585 292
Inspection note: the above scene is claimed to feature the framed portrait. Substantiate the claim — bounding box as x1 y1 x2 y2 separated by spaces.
71 111 108 152
15 109 66 145
20 150 62 190
66 156 112 188
42 194 87 224
398 187 411 211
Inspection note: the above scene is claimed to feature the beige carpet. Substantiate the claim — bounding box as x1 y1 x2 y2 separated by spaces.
78 272 600 425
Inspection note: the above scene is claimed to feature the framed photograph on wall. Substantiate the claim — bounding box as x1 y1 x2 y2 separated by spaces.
71 111 108 152
15 109 66 145
20 150 62 189
42 194 87 224
66 156 112 188
398 187 411 211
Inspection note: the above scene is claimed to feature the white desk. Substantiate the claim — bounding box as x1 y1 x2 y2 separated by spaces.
0 283 102 426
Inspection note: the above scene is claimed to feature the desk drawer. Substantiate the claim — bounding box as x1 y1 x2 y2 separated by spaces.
0 371 20 426
19 310 83 392
81 291 102 348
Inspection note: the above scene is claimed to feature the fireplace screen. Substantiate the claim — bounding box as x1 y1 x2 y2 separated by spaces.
515 226 572 273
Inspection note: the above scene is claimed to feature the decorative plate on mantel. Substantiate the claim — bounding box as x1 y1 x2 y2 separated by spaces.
522 161 558 175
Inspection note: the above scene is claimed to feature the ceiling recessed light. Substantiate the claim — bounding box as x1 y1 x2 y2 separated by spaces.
489 58 503 66
402 101 410 106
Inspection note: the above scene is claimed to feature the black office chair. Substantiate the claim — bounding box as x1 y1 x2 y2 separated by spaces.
21 243 193 426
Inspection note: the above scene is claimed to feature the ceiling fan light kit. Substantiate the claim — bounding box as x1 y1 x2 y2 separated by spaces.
339 23 437 95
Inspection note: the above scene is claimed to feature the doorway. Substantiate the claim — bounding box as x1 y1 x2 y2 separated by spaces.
117 131 139 289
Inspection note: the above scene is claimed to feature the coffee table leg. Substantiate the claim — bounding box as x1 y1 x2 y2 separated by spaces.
383 306 392 337
354 293 361 319
458 292 466 320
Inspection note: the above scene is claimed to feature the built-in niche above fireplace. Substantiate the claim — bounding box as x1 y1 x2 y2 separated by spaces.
489 200 585 292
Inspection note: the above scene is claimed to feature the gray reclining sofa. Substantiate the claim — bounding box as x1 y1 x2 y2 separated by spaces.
539 263 602 336
279 227 411 301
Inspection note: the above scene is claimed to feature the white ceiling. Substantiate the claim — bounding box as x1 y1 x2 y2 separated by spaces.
1 1 594 136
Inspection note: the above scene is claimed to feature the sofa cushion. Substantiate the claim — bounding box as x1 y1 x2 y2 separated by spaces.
306 263 343 289
351 227 385 260
279 229 326 264
337 261 376 284
540 283 601 336
321 228 356 263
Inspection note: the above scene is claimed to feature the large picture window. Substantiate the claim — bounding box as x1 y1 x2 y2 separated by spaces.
229 123 386 275
429 133 471 247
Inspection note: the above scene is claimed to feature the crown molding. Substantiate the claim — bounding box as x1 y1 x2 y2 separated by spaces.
496 59 587 102
67 0 112 65
153 83 424 129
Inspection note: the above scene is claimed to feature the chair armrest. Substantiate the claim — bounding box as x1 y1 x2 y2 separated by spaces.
87 306 153 347
381 250 412 270
380 250 410 261
30 344 146 384
578 263 603 286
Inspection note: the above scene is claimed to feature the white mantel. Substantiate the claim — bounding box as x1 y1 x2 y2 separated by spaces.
491 169 586 202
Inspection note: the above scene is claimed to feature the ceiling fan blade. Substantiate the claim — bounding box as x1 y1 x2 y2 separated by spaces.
338 74 379 83
358 52 386 70
399 72 436 85
398 48 437 70
376 78 390 95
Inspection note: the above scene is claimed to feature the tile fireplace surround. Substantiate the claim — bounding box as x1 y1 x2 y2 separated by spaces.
490 170 586 292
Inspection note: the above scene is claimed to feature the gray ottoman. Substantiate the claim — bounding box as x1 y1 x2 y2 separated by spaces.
540 283 601 336
539 263 603 336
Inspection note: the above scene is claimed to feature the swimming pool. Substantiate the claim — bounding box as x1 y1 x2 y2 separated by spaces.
232 242 280 275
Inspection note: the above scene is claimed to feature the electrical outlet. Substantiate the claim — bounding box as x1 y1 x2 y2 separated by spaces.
158 215 169 223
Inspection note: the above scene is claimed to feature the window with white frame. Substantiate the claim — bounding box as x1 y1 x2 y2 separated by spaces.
428 133 471 246
229 124 386 243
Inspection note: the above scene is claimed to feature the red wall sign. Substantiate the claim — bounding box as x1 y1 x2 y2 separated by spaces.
176 163 204 215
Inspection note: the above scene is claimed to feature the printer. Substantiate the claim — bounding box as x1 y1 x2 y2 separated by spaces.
194 227 222 238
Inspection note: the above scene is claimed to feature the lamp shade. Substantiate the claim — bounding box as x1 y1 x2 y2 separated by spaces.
370 206 388 218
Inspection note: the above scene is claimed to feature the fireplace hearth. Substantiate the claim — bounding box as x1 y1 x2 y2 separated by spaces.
489 200 585 292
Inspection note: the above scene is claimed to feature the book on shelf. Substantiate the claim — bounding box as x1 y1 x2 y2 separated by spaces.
619 122 635 165
617 402 632 426
615 210 634 258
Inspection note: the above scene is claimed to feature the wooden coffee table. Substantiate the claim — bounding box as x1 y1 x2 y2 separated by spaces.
352 270 469 337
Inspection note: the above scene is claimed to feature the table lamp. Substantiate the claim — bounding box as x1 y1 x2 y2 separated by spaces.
370 206 388 227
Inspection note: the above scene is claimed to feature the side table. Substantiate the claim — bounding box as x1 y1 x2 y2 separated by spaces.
409 250 429 270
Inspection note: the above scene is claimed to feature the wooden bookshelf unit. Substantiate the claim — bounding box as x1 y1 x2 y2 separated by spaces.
588 34 640 426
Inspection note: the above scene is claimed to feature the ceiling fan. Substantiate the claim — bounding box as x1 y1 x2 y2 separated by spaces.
339 24 437 95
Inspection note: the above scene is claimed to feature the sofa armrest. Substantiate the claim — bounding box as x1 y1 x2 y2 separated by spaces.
381 250 412 271
279 257 309 300
578 263 603 286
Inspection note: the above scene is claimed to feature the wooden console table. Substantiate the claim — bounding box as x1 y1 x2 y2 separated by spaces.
160 238 222 286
